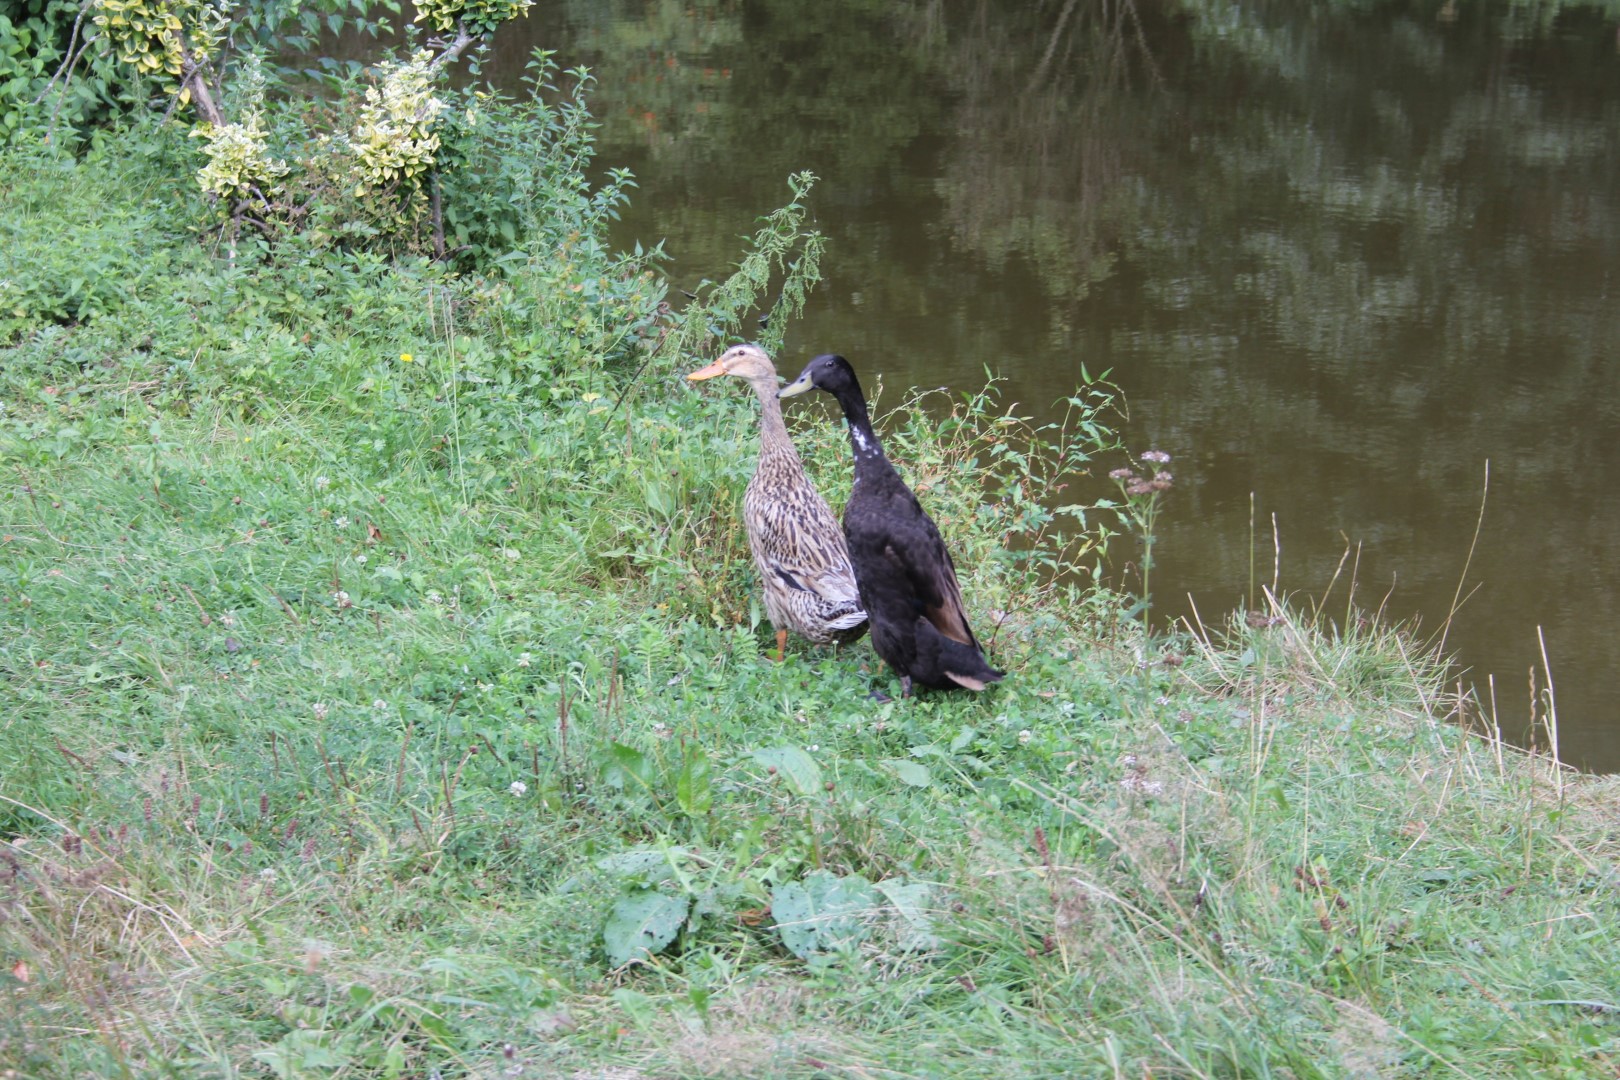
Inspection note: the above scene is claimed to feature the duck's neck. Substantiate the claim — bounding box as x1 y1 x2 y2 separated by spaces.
831 382 893 476
752 376 796 459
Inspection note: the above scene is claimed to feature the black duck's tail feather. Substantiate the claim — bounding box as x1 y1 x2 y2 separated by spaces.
914 618 1004 691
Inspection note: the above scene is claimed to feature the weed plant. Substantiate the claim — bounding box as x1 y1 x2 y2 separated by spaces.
1 102 1618 1080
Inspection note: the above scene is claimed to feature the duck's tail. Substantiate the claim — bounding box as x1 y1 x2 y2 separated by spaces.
917 619 1005 691
826 607 869 632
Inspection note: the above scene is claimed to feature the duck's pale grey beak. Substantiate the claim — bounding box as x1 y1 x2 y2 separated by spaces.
777 372 815 399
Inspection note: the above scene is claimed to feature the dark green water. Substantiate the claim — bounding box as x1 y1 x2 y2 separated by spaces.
478 0 1620 770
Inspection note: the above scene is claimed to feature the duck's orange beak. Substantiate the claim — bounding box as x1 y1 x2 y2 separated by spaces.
686 359 728 381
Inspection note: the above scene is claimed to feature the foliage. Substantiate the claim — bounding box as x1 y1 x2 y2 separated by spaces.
68 0 393 123
431 54 641 272
414 0 534 36
0 0 126 146
13 0 601 275
91 0 222 92
26 0 533 264
184 49 639 273
0 129 203 341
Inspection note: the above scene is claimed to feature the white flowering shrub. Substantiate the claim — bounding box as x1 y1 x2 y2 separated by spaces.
195 107 286 200
193 58 285 203
65 0 538 254
349 50 445 199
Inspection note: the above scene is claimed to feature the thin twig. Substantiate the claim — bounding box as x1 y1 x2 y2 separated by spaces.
392 726 411 800
1439 460 1488 656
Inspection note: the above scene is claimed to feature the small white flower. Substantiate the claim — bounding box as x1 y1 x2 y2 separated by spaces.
355 554 368 565
808 744 819 753
220 612 236 628
425 590 443 605
477 682 491 693
313 703 329 720
516 652 532 668
332 590 352 609
503 547 520 561
372 699 388 711
1018 729 1033 745
508 781 527 797
315 476 331 491
258 867 277 881
335 516 351 530
651 721 668 734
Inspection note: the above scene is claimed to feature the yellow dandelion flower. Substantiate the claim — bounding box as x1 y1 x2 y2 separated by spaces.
400 352 414 363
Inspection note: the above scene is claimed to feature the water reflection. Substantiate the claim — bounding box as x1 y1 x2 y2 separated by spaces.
486 0 1620 769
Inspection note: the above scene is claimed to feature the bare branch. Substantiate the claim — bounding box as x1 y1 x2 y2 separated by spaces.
176 41 224 127
427 26 478 72
35 0 95 106
430 167 446 260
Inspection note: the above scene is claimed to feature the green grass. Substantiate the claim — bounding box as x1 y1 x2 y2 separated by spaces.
2 132 1618 1080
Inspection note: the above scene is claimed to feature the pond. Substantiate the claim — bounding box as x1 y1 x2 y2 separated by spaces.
478 0 1620 770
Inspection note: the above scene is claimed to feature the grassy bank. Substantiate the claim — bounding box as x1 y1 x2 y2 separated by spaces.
2 129 1618 1080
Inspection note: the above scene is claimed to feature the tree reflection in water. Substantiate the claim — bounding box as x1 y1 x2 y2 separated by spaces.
486 1 1620 770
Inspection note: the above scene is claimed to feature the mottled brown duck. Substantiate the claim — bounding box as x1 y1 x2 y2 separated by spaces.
687 344 868 660
779 352 1003 696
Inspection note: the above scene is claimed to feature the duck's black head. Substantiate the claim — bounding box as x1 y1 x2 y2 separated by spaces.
777 353 860 401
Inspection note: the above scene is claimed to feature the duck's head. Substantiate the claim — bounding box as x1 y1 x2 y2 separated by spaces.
778 353 857 400
686 343 778 384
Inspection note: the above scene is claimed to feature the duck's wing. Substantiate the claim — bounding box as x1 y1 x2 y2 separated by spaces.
747 469 865 608
875 492 980 651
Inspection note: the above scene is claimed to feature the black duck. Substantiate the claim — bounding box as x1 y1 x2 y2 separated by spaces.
778 353 1003 695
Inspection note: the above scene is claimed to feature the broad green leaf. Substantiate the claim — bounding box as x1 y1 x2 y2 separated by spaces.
605 741 654 793
884 758 932 788
594 849 673 884
677 746 712 816
876 878 941 951
770 870 877 962
603 889 690 967
752 745 823 796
